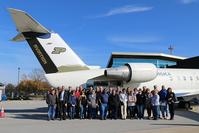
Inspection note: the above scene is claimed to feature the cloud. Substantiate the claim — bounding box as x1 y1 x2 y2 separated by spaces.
96 5 153 18
179 0 198 4
107 35 165 52
108 35 161 44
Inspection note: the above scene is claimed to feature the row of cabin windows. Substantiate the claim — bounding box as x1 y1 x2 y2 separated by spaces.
169 76 199 81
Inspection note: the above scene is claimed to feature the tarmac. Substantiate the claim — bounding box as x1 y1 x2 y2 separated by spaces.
0 100 199 133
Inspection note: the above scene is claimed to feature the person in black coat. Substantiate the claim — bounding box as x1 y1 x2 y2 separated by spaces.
167 87 176 120
136 89 146 119
108 89 120 119
58 86 69 120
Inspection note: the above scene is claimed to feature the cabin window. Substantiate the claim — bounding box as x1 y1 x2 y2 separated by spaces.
190 76 193 81
196 76 199 81
183 76 186 81
169 76 173 81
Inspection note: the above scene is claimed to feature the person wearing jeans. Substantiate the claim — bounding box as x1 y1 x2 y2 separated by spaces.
47 88 56 121
79 91 87 119
88 90 97 119
136 89 146 119
128 90 137 119
159 85 168 119
99 89 109 120
69 91 77 119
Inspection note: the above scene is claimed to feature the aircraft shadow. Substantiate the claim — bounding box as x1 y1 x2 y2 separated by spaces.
175 110 199 122
6 107 47 113
151 123 199 127
6 107 48 121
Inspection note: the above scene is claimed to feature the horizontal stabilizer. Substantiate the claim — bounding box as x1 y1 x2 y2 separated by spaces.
8 8 50 34
11 33 26 42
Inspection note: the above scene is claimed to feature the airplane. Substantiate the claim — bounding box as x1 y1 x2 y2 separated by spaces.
8 8 199 107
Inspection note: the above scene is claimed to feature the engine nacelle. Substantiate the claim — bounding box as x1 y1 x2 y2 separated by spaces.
104 63 157 83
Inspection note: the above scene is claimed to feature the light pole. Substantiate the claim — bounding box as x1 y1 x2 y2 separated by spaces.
17 67 20 97
18 67 20 85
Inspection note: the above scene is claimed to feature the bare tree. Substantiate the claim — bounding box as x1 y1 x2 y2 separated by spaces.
28 68 46 82
21 73 28 81
17 68 51 97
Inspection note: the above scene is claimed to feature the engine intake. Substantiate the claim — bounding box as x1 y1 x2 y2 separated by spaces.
104 63 157 83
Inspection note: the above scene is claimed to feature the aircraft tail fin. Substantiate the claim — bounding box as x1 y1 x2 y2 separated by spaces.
8 8 89 74
8 8 50 34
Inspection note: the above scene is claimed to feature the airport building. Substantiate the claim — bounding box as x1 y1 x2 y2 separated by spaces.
107 52 186 68
106 52 199 69
93 52 192 87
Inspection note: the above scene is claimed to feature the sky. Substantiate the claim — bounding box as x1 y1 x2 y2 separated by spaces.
0 0 199 84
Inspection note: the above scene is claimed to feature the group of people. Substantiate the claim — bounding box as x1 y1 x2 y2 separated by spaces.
46 85 176 121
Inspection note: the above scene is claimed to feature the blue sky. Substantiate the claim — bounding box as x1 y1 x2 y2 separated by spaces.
0 0 199 84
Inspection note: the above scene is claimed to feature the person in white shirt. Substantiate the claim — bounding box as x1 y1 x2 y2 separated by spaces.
119 88 128 119
128 90 137 119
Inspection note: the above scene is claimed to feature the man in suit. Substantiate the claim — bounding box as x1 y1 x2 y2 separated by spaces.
59 86 68 120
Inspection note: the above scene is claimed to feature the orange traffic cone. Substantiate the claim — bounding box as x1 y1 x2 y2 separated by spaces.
0 106 5 118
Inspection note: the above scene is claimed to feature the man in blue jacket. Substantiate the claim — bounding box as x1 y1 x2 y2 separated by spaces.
69 90 77 119
159 85 168 119
99 88 109 120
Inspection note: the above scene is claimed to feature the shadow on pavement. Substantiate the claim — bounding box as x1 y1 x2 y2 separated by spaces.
151 123 199 127
175 110 199 122
6 107 47 113
6 107 48 121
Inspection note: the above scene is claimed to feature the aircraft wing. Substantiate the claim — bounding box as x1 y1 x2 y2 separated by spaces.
91 75 122 82
176 91 199 97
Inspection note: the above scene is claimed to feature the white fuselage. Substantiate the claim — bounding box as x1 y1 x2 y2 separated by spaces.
125 68 199 96
46 68 199 95
45 68 105 88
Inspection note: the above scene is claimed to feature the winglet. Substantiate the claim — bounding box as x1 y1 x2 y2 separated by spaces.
8 8 50 37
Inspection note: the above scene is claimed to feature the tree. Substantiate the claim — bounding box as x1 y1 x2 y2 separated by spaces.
28 68 46 82
21 73 28 81
5 83 15 98
17 80 51 96
17 68 51 97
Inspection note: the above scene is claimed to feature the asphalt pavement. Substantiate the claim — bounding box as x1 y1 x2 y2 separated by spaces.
0 100 198 133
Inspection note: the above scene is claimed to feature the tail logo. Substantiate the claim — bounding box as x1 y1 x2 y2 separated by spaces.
52 47 66 54
33 44 48 64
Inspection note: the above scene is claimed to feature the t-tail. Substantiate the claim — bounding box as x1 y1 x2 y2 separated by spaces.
8 8 89 74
